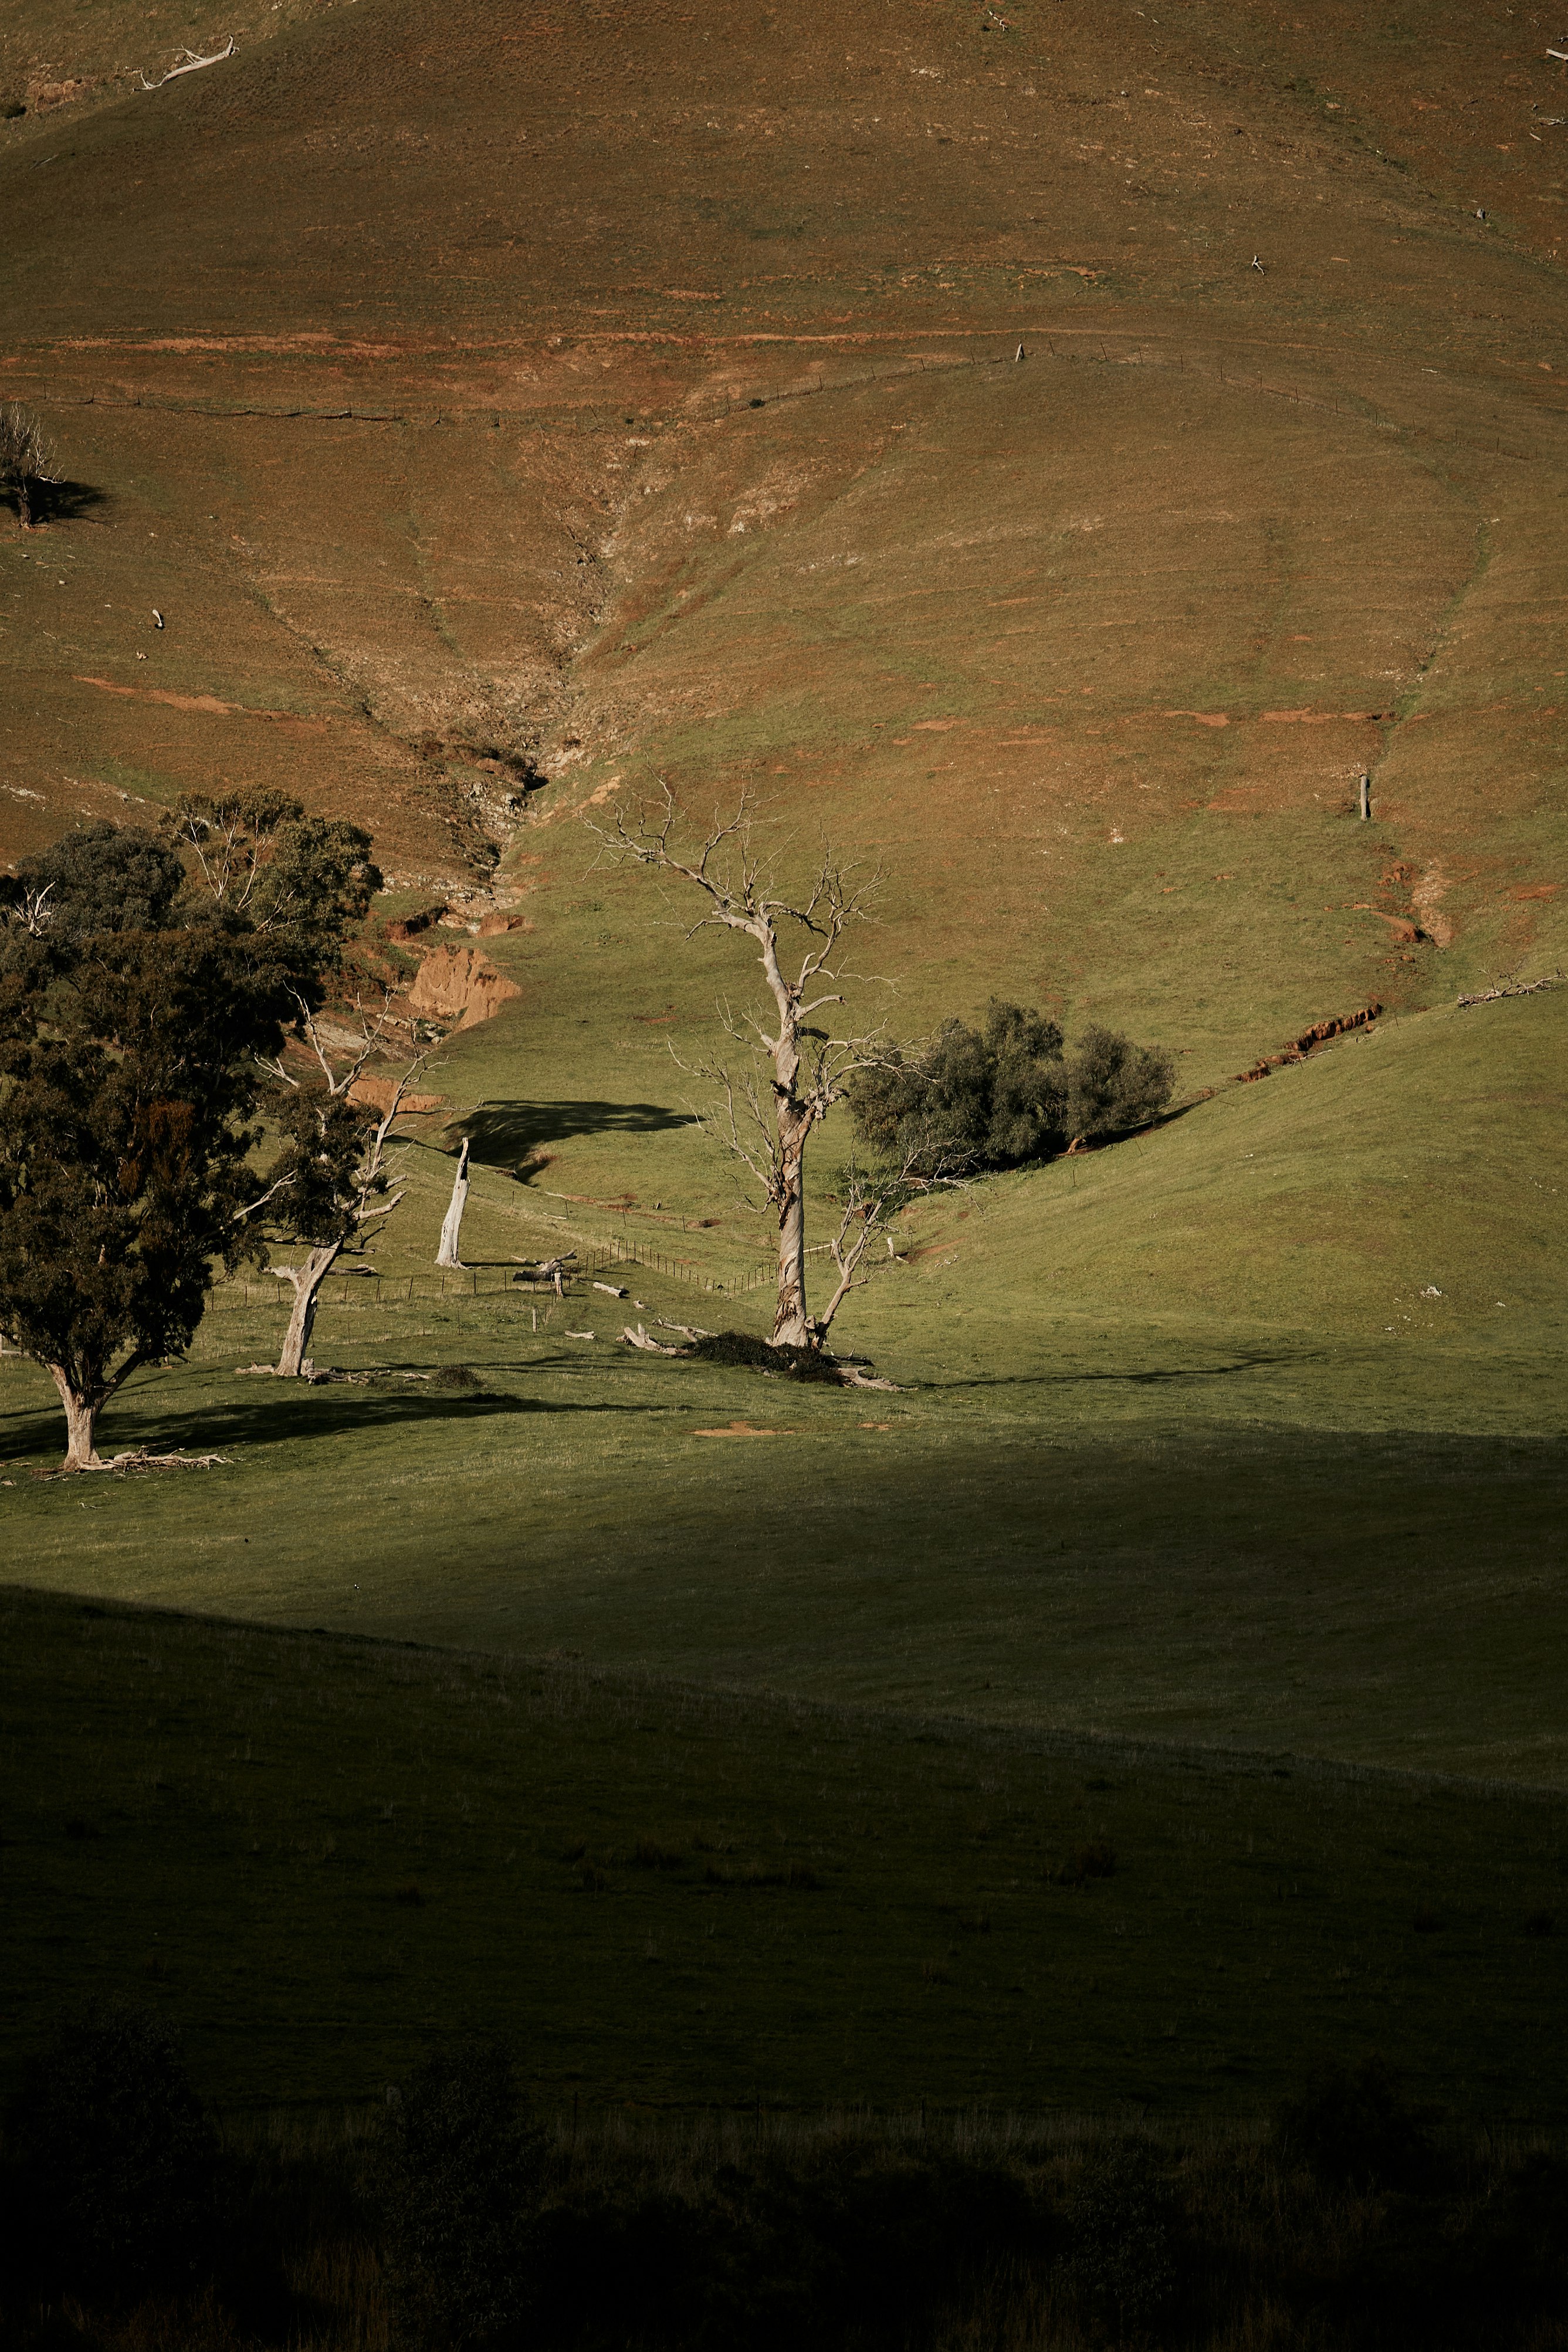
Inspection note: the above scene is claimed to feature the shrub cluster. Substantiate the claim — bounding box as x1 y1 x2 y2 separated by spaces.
851 1000 1176 1176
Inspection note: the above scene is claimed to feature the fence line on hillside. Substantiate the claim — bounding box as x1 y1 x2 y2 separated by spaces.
204 1226 843 1314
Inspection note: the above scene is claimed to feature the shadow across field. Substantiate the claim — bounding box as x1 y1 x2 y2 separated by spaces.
926 1350 1314 1393
0 1365 718 1466
1 1384 537 1463
457 1098 695 1170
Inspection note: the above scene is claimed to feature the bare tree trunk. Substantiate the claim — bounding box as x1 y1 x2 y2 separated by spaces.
49 1368 103 1470
275 1243 343 1376
771 1133 812 1348
435 1138 470 1268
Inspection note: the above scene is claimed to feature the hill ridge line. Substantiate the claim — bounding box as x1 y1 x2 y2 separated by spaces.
6 1583 1561 1807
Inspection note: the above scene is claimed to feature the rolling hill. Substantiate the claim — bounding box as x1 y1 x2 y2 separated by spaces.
1 0 1564 2133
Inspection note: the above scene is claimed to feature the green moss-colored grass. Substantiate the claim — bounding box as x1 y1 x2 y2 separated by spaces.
2 991 1563 1784
5 1585 1565 2121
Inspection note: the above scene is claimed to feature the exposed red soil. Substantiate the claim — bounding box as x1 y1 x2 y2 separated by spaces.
1 0 1563 1037
405 945 522 1031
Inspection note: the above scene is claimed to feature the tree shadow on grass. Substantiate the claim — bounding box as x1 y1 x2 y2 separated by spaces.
0 1369 691 1466
924 1351 1314 1393
7 478 110 527
456 1099 695 1171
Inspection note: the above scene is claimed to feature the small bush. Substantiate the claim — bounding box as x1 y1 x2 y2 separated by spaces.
1052 1839 1117 1885
428 1364 484 1393
1273 2057 1440 2192
5 2002 219 2302
1068 2140 1180 2334
704 1858 821 1890
380 2038 546 2351
630 1837 685 1870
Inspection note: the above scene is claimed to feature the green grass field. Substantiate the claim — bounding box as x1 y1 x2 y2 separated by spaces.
4 983 1563 1792
2 0 1565 2148
6 1585 1566 2122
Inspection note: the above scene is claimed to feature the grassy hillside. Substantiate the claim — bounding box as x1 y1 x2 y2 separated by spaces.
5 1585 1566 2120
3 987 1562 1782
2 0 1563 2167
2 0 1564 1020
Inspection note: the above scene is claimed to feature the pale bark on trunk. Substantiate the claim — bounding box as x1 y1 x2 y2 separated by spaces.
771 1139 812 1347
275 1242 343 1376
436 1139 470 1268
49 1368 104 1471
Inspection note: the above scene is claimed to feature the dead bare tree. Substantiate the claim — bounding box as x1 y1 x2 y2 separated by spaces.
591 786 888 1349
252 993 438 1377
436 1137 470 1268
811 1149 931 1340
1 404 58 532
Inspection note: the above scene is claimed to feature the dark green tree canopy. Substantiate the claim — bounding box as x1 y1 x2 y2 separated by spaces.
170 791 381 1004
12 822 187 940
0 808 384 1464
852 999 1175 1175
262 1081 384 1253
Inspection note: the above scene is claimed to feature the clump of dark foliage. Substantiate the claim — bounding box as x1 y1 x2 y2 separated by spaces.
683 1331 851 1382
4 2015 1568 2351
3 2003 219 2306
380 2040 546 2350
1273 2055 1443 2193
852 999 1176 1175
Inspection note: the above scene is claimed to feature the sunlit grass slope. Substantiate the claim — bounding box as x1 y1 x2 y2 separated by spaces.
3 988 1562 1782
5 1586 1566 2120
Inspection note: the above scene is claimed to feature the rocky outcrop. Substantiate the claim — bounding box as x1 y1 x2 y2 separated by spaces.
406 945 521 1031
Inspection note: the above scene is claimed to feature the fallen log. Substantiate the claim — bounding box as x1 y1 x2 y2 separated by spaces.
1457 970 1562 1009
140 37 234 90
622 1323 683 1355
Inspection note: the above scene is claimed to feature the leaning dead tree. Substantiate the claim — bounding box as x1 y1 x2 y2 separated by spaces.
253 993 437 1377
592 786 888 1349
435 1136 470 1268
1 405 57 532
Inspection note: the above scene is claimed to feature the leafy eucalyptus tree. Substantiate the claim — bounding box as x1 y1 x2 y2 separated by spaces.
0 803 381 1465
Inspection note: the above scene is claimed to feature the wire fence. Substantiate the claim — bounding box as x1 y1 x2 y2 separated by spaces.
203 1224 846 1314
206 1231 783 1314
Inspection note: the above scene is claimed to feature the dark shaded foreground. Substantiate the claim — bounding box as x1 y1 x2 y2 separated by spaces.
5 1588 1566 2126
2 2017 1566 2352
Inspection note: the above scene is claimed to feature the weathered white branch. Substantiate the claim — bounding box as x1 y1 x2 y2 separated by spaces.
140 37 235 90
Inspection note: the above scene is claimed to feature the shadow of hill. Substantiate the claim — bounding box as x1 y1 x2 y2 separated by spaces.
458 1098 695 1170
